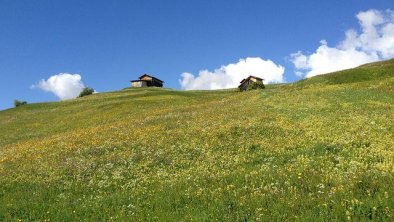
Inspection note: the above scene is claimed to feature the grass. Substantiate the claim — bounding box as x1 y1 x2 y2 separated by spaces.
0 59 393 221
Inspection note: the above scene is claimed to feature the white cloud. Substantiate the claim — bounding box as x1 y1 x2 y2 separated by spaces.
291 9 394 78
179 57 285 90
32 73 85 100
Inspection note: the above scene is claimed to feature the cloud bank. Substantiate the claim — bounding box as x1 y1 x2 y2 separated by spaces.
179 57 285 90
32 73 85 100
291 9 394 78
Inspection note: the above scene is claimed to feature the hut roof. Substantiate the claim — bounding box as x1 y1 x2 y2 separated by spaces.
240 75 263 84
139 74 164 83
130 74 164 83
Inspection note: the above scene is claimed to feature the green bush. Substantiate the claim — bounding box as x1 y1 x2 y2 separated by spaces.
14 100 27 107
247 81 265 90
78 87 95 98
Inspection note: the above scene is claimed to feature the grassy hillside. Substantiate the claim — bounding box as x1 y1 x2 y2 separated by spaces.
0 60 393 221
293 58 394 87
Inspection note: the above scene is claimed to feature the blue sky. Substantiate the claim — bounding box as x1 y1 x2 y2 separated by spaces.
1 0 393 110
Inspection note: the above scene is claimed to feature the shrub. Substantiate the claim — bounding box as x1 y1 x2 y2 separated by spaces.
78 87 95 98
247 81 265 90
14 100 27 107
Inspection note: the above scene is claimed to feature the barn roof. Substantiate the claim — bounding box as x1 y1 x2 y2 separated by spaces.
239 75 264 84
139 74 164 83
130 74 164 83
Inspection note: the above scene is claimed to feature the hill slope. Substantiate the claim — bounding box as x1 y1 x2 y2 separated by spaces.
0 60 393 221
293 58 394 86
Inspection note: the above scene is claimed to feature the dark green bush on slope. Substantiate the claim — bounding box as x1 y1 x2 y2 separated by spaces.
78 87 95 98
14 100 27 107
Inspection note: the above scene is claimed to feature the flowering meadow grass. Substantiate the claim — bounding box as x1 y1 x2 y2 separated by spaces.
0 60 393 221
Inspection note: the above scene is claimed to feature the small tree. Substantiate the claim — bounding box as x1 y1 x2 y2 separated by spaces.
14 100 27 107
247 81 265 90
78 87 94 98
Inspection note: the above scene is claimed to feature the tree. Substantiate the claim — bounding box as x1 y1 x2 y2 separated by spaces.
78 87 95 98
14 100 27 107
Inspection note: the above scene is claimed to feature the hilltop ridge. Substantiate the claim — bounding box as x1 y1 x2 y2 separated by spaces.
292 58 394 87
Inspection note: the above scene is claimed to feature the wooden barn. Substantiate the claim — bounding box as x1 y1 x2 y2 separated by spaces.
131 74 164 88
238 75 264 91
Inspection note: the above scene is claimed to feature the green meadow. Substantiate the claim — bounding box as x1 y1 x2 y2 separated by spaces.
0 59 393 221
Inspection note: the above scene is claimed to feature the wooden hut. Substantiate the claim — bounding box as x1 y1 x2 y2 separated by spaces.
238 75 264 91
131 74 164 88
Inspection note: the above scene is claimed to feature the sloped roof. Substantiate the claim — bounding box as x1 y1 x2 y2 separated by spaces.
139 74 164 82
239 75 264 84
130 74 164 83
